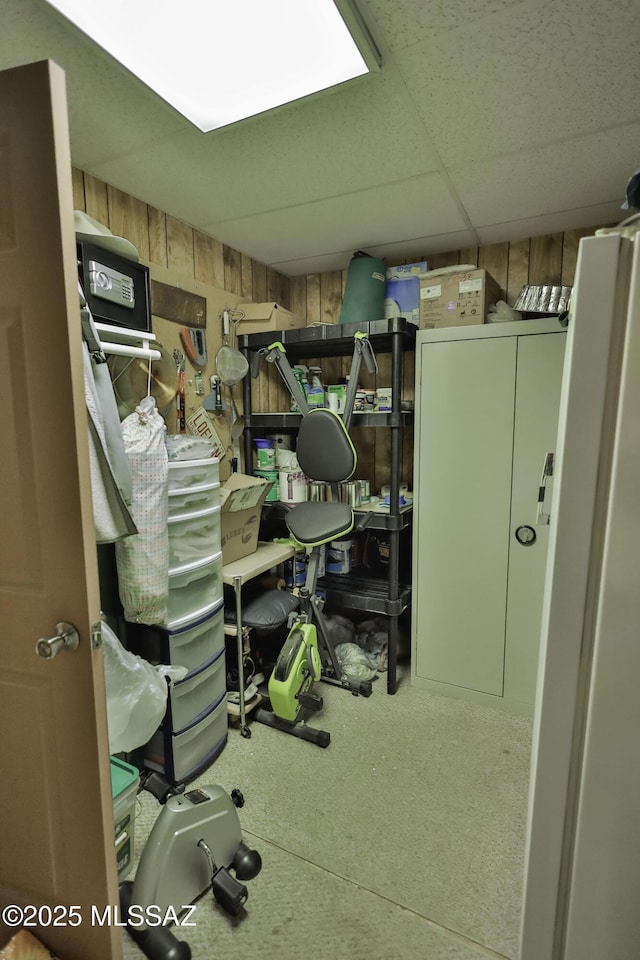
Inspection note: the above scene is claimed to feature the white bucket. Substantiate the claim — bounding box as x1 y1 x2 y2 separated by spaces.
279 469 307 504
275 448 298 470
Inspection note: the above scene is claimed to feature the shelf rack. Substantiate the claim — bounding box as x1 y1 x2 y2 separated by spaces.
238 316 416 694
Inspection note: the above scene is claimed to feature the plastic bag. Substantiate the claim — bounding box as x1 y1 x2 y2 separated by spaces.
165 434 216 461
487 300 523 323
115 396 169 624
101 621 187 753
335 642 379 683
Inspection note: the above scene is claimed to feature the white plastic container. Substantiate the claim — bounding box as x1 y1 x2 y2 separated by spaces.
167 649 226 733
167 551 223 631
168 504 222 567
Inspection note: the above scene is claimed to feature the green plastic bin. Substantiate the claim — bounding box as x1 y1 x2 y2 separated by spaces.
110 756 139 881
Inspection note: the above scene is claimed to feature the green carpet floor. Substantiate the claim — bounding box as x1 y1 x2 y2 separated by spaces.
122 666 532 960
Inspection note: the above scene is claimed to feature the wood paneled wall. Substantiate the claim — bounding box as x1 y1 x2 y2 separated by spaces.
73 167 605 492
288 226 602 325
285 226 607 491
72 169 293 305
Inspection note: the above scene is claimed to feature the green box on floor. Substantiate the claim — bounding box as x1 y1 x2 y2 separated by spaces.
110 756 139 881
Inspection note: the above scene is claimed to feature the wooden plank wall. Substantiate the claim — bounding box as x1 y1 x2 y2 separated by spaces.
72 169 292 305
285 226 605 491
73 167 604 494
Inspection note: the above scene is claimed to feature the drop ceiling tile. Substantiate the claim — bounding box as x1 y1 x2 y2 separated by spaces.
363 0 518 53
1 0 189 167
90 62 442 226
272 228 478 275
450 124 639 227
364 230 478 263
203 173 468 267
475 201 623 247
271 250 362 276
396 0 640 167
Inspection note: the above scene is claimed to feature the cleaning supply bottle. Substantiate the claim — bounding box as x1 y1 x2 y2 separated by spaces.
306 366 325 408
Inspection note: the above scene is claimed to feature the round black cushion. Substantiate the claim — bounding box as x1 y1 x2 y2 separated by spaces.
225 588 299 630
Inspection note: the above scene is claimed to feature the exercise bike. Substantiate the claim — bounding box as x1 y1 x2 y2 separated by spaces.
252 332 378 748
119 771 262 960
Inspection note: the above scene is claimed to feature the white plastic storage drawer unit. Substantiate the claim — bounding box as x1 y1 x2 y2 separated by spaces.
168 504 222 568
167 550 223 631
168 458 220 515
123 601 225 676
166 647 226 733
144 693 227 784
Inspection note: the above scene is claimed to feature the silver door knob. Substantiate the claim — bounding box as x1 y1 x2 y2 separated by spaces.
36 622 80 660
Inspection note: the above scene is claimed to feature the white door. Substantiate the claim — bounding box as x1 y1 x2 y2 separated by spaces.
520 234 631 959
561 236 640 958
0 61 121 959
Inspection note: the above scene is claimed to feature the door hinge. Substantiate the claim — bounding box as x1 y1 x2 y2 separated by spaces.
91 621 103 650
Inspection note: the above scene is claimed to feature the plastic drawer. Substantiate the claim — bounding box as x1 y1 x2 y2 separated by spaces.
168 480 219 518
167 648 226 733
168 504 222 567
168 603 225 672
167 551 223 631
124 602 225 674
144 694 228 785
168 457 220 492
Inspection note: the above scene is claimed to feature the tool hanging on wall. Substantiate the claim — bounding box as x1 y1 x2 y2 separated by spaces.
173 349 186 433
216 309 249 463
203 374 224 413
179 327 208 368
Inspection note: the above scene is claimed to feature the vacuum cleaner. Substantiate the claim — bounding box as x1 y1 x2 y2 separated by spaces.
119 774 262 960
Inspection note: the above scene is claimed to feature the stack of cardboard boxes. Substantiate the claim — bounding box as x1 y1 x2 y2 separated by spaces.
384 261 501 329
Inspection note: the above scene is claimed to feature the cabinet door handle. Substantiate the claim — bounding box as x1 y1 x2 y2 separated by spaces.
536 452 554 525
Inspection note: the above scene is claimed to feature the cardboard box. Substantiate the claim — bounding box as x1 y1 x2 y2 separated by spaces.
220 473 273 564
384 276 420 324
236 302 303 335
386 261 429 279
419 269 501 329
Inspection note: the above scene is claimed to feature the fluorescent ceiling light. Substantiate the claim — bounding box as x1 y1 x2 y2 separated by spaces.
43 0 375 131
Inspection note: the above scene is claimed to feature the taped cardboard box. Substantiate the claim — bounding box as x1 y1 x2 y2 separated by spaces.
235 302 303 335
419 269 501 329
220 473 274 564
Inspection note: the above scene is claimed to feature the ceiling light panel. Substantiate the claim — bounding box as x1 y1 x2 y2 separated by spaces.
43 0 370 131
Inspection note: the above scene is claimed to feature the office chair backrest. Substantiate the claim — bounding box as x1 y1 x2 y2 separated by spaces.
295 408 357 484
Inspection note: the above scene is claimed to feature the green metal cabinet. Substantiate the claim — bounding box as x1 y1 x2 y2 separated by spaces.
411 319 566 710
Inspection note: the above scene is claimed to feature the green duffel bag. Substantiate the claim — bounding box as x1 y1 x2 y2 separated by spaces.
338 250 386 325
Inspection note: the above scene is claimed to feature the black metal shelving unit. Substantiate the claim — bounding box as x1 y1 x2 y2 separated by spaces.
239 317 416 694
